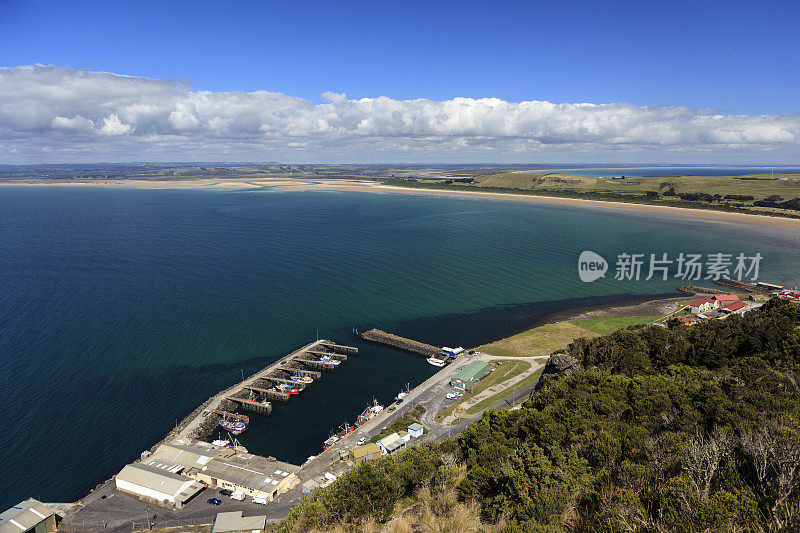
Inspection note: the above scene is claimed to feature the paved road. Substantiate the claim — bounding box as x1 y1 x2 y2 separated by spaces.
59 481 300 532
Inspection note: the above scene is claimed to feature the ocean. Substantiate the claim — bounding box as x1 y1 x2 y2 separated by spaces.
1 185 798 507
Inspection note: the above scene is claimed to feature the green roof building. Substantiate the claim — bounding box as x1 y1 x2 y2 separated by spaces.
450 361 491 390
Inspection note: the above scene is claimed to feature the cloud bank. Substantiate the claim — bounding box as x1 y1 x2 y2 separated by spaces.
3 64 800 163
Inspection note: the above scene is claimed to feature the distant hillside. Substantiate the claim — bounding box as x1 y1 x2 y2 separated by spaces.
272 299 800 532
383 173 800 218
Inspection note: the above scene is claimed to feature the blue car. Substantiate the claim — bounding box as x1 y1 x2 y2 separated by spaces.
207 498 222 505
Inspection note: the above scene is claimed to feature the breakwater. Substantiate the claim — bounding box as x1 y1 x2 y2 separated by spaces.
360 329 441 357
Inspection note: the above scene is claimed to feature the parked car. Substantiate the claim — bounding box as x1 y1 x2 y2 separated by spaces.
357 437 366 445
219 489 233 497
252 495 268 505
207 498 222 505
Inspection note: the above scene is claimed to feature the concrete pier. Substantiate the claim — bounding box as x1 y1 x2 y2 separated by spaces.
176 338 356 440
320 341 359 355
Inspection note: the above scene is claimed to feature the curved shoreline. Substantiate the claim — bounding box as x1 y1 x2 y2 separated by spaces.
3 178 800 231
375 185 800 231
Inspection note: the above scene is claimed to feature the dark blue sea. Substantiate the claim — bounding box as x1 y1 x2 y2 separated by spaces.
1 186 798 507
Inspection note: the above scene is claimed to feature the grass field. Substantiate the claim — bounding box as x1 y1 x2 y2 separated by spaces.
434 359 530 422
471 172 800 199
478 322 598 357
388 171 800 218
570 316 659 335
478 316 660 358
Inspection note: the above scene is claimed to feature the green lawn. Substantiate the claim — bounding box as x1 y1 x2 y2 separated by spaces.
570 316 659 335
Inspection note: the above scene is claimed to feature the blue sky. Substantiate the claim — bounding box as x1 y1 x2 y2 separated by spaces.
1 0 800 162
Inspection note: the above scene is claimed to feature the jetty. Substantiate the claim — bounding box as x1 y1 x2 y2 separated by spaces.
176 338 357 440
360 329 441 357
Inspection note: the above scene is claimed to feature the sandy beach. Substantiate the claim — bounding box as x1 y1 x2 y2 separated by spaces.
4 176 800 231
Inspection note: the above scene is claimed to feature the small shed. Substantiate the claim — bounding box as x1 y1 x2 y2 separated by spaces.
408 423 424 438
352 442 381 464
450 361 491 390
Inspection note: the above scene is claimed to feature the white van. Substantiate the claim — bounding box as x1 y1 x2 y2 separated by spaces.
252 495 268 505
230 490 246 501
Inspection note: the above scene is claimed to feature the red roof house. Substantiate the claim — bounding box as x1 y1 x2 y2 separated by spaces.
689 298 718 312
714 294 739 302
723 301 747 313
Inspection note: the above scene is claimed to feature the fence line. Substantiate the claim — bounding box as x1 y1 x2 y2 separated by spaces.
130 515 215 531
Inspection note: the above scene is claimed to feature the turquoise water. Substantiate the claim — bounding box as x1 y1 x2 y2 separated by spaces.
1 186 798 507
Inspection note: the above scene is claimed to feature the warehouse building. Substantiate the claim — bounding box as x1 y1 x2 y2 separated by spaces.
115 463 205 508
189 451 299 501
450 361 491 390
0 499 56 533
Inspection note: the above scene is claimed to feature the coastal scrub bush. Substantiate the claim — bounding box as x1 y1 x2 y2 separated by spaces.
273 298 800 532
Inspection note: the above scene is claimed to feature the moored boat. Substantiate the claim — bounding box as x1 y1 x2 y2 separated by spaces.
219 417 247 435
427 357 446 367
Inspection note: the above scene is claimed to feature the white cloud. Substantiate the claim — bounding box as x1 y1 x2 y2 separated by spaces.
99 114 131 136
1 64 800 162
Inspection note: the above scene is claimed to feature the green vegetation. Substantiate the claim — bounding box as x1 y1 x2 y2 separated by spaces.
369 405 425 443
465 368 544 414
383 173 800 218
274 299 800 532
570 315 659 335
479 321 599 357
479 316 660 357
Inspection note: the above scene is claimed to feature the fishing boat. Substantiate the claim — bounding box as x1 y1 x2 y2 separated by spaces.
427 357 446 367
356 399 384 425
319 355 341 366
395 383 413 401
243 398 271 408
276 383 300 395
322 435 339 450
290 375 313 384
219 416 247 435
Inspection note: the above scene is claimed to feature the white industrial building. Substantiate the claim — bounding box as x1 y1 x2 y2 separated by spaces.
115 463 205 508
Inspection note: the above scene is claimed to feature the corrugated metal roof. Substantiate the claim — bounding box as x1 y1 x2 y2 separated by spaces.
0 499 54 533
212 511 266 533
117 463 193 496
452 361 491 382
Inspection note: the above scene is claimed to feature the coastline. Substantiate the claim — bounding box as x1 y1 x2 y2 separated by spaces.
375 184 800 231
4 177 800 231
59 291 688 513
